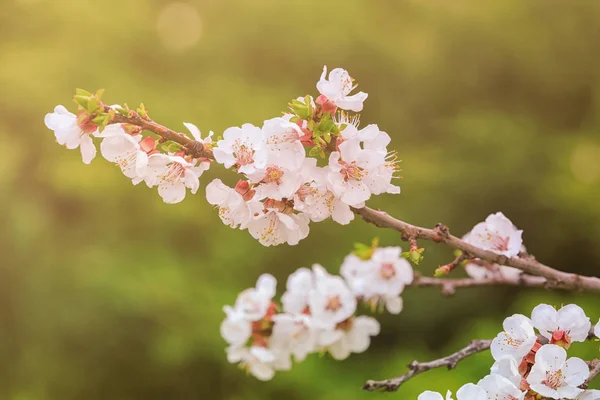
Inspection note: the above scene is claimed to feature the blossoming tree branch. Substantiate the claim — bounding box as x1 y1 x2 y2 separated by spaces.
45 67 600 399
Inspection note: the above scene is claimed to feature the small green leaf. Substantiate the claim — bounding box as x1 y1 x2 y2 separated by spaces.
75 88 91 97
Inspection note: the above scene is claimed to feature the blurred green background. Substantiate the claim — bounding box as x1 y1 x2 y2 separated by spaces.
0 0 599 398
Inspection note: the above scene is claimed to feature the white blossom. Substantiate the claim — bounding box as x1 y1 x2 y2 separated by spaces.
490 356 522 388
595 319 600 339
308 264 357 329
44 105 99 164
247 208 310 246
182 122 213 146
226 345 284 381
271 313 317 362
340 247 413 314
281 267 314 314
142 153 207 204
220 305 252 347
478 374 525 400
418 390 453 400
327 137 386 206
98 128 150 184
418 384 487 400
213 123 267 175
466 212 523 257
205 179 262 229
316 66 368 112
233 274 277 321
491 314 537 361
320 316 380 360
531 304 591 346
294 159 354 225
526 344 589 399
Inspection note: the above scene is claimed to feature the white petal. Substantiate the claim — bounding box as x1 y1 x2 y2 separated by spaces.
456 383 486 400
564 356 590 387
158 181 186 204
79 135 97 164
418 391 445 400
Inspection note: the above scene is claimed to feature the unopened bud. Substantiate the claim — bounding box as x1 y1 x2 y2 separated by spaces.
139 137 157 154
316 94 337 115
434 265 451 277
235 180 256 201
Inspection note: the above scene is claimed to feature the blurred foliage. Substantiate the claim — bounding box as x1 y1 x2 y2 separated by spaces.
0 0 599 399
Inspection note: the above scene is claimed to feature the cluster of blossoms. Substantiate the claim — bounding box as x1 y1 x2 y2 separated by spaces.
45 67 400 246
220 245 414 380
44 103 213 204
420 304 600 400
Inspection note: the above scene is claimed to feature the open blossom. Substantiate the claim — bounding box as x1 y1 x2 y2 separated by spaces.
270 313 317 362
308 265 357 329
213 123 266 175
205 179 262 229
327 137 386 206
526 344 589 399
316 66 368 112
340 247 413 314
531 304 591 347
294 159 354 225
261 117 305 170
247 204 310 246
478 374 525 400
220 305 252 347
491 314 537 361
142 153 208 203
466 212 523 257
45 105 99 164
98 127 153 184
322 315 380 360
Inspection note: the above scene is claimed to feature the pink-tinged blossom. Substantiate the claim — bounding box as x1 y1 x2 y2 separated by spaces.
213 123 267 175
270 313 317 362
316 66 368 112
44 105 100 164
466 212 523 257
205 179 262 229
526 344 589 399
531 304 591 347
491 314 537 361
327 137 386 207
294 159 354 225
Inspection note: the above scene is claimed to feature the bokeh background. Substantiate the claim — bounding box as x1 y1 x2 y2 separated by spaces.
1 0 599 399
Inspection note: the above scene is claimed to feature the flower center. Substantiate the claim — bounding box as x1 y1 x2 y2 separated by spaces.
264 167 284 184
235 145 254 166
380 262 396 279
325 295 342 312
542 369 564 389
340 161 364 182
162 162 186 183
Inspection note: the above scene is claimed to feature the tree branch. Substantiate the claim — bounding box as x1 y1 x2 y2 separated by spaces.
101 106 600 293
412 274 547 296
352 207 600 292
362 339 492 392
106 106 214 160
583 359 600 389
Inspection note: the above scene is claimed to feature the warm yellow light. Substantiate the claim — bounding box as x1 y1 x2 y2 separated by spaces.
156 2 202 53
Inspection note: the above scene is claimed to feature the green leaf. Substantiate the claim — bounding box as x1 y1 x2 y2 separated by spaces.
87 97 98 113
75 88 91 97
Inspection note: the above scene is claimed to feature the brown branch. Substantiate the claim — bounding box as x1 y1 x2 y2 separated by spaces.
412 274 547 296
352 207 600 292
583 359 600 389
105 105 214 160
362 339 492 392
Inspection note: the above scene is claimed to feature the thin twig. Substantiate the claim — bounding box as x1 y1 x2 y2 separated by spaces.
362 340 492 392
352 207 600 292
583 359 600 389
412 274 547 296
